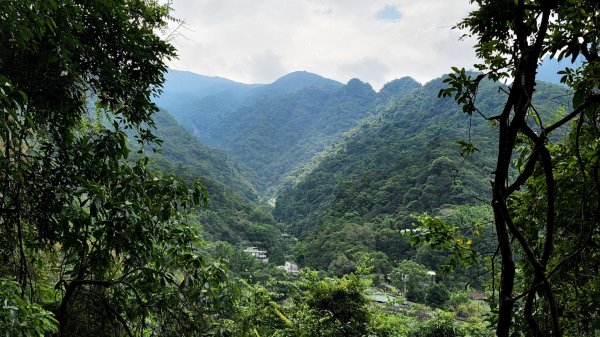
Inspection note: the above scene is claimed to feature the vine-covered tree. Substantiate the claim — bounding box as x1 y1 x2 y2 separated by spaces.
438 1 599 336
0 1 234 336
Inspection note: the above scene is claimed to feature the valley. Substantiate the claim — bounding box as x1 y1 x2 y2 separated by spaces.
146 68 571 333
3 2 597 335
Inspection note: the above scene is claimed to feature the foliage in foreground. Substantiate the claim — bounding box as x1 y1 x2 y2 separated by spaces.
0 1 237 335
437 0 600 336
234 269 492 337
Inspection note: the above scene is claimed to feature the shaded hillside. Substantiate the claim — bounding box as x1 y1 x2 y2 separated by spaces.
222 78 379 195
146 110 292 262
149 109 258 202
274 77 570 237
156 71 421 197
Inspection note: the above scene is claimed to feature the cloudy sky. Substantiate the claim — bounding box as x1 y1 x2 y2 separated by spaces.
164 1 479 90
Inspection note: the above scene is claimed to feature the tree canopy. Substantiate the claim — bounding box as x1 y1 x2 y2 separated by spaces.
438 1 600 336
0 1 236 335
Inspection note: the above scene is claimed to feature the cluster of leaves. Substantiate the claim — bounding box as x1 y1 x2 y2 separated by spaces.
439 0 600 335
508 115 600 336
0 279 58 336
0 1 241 336
231 268 493 337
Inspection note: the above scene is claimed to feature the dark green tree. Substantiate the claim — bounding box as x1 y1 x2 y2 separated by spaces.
0 1 235 335
426 283 450 309
440 1 600 336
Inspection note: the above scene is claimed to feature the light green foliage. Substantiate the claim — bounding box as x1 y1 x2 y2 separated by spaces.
446 292 490 321
407 310 492 337
369 310 416 337
390 260 431 302
0 279 58 337
239 271 371 337
409 205 495 289
409 213 478 272
409 311 461 337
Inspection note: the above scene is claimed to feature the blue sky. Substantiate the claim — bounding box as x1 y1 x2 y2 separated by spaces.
164 1 478 89
375 4 403 22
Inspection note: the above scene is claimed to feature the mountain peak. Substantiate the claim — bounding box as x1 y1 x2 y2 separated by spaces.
346 78 371 87
377 76 421 103
275 70 324 81
342 78 376 96
269 71 344 93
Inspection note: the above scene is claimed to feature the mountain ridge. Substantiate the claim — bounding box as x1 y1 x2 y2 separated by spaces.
155 70 422 197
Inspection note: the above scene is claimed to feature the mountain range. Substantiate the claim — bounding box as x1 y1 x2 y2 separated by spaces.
149 68 571 270
155 69 421 198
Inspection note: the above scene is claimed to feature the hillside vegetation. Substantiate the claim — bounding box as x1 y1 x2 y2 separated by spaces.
3 1 596 335
157 71 421 196
274 77 570 237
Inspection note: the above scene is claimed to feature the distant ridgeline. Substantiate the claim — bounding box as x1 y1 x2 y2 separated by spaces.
155 70 421 197
273 77 570 237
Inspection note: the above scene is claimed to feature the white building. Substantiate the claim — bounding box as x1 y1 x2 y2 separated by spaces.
244 247 269 263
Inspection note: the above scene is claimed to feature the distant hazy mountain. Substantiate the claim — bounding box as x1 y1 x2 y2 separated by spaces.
537 55 583 85
375 77 422 104
158 69 261 98
252 71 344 96
155 70 422 197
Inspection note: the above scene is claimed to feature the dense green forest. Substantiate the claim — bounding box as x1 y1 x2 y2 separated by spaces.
1 1 599 337
156 71 421 197
273 77 569 274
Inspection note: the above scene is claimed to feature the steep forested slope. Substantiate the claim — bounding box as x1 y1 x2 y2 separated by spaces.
222 78 376 195
148 109 258 201
146 109 291 261
274 77 570 237
156 71 421 196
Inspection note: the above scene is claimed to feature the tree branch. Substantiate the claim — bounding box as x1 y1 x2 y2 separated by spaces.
507 147 540 195
542 102 589 137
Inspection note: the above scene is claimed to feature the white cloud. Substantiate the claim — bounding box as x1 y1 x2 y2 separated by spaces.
338 57 390 86
164 0 479 89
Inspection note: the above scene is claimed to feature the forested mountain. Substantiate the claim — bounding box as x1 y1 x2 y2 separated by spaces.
158 71 421 196
154 70 343 149
153 69 262 121
149 71 568 277
147 109 258 202
274 77 571 237
142 109 292 257
3 1 598 336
